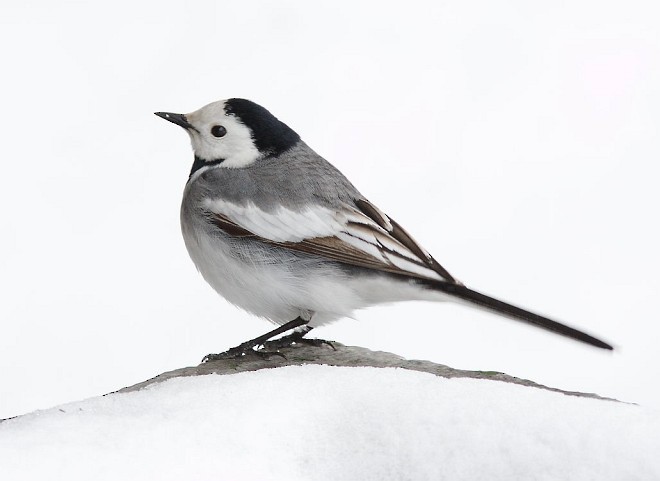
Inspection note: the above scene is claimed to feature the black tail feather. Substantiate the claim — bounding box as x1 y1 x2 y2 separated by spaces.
428 282 613 350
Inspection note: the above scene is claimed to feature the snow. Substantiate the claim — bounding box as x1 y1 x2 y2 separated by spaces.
1 366 658 481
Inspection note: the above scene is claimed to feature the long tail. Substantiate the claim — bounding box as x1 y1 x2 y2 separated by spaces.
426 281 613 350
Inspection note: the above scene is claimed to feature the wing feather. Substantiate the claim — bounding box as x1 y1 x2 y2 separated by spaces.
203 197 458 282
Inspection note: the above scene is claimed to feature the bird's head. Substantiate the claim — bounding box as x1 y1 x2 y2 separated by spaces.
155 98 300 172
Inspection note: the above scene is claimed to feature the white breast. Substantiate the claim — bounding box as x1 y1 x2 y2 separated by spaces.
180 217 447 328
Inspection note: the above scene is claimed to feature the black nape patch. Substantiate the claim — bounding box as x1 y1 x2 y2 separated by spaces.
189 155 224 179
224 98 300 157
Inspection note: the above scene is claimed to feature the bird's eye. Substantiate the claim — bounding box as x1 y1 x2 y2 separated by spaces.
211 125 227 138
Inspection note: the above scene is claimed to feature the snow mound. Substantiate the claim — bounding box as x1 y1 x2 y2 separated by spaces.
1 365 658 480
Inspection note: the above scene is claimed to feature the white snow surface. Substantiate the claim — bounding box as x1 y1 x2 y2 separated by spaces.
1 366 658 481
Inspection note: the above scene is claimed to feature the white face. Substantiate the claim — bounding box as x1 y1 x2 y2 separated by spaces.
185 100 260 168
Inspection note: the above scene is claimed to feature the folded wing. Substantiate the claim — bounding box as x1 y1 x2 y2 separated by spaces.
202 197 458 283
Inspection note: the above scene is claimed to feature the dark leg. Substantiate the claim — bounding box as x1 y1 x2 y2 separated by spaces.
263 326 335 351
202 317 309 362
260 325 312 349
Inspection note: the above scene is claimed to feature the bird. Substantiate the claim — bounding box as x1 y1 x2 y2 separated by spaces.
155 98 613 360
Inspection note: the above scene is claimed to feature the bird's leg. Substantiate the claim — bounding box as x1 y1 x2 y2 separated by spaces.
202 316 308 362
263 325 313 347
264 326 336 351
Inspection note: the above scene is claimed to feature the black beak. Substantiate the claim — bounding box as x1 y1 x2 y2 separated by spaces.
154 112 198 132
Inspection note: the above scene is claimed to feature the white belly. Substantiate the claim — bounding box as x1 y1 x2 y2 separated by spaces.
181 221 446 327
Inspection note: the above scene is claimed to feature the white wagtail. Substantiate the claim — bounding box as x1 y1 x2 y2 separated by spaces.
155 99 613 360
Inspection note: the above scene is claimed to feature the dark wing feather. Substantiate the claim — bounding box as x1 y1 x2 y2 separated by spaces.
354 199 458 283
205 198 456 282
208 211 433 277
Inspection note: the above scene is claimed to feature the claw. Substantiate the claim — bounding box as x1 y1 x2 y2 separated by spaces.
320 339 337 351
202 344 287 363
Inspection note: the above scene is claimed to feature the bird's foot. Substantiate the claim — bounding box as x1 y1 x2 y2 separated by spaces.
263 332 336 351
201 317 327 363
202 342 286 363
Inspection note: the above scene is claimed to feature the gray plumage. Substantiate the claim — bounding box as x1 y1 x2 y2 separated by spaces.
188 141 361 212
156 98 613 353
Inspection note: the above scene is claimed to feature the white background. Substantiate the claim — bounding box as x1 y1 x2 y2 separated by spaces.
1 0 658 418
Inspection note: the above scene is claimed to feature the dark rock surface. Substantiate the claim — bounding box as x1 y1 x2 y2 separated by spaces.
115 341 617 402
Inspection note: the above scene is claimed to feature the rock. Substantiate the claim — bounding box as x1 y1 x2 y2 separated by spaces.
115 341 617 401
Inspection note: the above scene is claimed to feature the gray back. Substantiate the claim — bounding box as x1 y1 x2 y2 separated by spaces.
190 141 363 212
